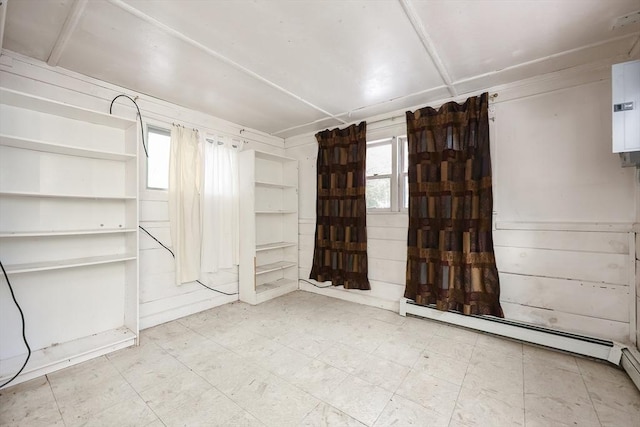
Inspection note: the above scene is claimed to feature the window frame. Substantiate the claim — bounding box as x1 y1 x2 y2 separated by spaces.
366 136 408 213
145 125 171 191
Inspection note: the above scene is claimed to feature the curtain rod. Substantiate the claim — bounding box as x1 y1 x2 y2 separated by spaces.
364 92 499 127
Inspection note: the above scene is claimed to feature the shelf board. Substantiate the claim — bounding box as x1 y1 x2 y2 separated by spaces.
0 327 136 388
255 260 297 275
256 278 297 294
255 151 297 163
0 228 137 238
0 190 136 200
255 210 297 214
0 134 135 161
256 241 297 252
0 88 136 129
255 180 297 189
5 253 137 274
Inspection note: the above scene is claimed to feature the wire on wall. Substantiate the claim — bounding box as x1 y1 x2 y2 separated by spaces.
299 278 333 289
138 226 238 296
0 259 31 389
109 94 148 157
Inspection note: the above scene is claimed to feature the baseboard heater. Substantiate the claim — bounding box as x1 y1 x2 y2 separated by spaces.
399 298 626 365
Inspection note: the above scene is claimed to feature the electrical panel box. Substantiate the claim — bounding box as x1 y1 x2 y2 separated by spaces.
612 59 640 153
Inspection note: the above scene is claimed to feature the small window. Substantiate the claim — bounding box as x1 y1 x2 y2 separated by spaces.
365 136 408 212
147 126 171 190
366 140 393 209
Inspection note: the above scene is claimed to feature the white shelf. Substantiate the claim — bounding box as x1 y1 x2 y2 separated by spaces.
0 88 135 129
0 228 136 237
255 210 297 214
256 278 298 294
256 241 297 252
255 260 297 275
5 253 137 274
0 327 136 387
255 151 297 163
0 190 135 200
0 134 135 160
255 180 297 189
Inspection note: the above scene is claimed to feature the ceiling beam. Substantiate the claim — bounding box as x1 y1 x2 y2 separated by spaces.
0 0 8 54
47 0 87 66
108 0 346 125
398 0 457 97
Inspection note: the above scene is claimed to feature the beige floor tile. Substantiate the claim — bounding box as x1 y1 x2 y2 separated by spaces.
593 400 640 427
372 340 423 368
394 370 460 418
523 345 580 373
195 351 270 396
427 336 475 361
524 363 590 401
524 392 600 427
373 394 451 427
450 385 524 426
583 374 640 416
107 340 188 393
159 387 245 427
576 357 629 383
435 324 480 345
0 377 63 427
139 370 213 416
474 334 523 359
301 402 367 427
279 332 335 358
327 375 394 426
257 345 313 380
290 359 349 400
228 373 320 427
143 320 197 344
351 353 411 392
413 349 469 386
77 397 158 427
317 342 371 373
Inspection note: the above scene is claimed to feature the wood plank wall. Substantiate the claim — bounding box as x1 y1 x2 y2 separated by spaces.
288 68 638 345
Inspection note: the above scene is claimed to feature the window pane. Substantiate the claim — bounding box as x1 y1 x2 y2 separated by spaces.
402 137 408 173
366 178 391 209
147 128 171 189
403 174 409 209
366 143 392 176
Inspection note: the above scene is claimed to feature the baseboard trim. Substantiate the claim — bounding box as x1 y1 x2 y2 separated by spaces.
400 298 625 364
621 347 640 392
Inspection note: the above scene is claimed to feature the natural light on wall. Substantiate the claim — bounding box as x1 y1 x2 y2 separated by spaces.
147 126 171 189
366 136 408 211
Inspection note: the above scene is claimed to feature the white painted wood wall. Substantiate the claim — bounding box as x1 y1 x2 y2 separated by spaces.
286 62 639 345
0 51 284 329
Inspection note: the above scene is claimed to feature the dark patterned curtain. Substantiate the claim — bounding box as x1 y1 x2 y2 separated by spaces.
404 93 503 317
310 122 370 290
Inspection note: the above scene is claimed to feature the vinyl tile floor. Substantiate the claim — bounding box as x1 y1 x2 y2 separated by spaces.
1 290 639 426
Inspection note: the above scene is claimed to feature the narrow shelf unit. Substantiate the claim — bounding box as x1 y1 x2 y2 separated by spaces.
0 88 139 388
239 150 299 305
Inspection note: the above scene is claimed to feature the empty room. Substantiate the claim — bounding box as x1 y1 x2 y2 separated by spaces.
0 0 639 426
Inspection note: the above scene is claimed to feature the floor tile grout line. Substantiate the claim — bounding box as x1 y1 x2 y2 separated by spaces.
576 357 605 427
45 375 67 427
446 341 477 427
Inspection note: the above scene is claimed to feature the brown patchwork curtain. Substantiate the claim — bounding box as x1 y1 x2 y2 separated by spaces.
310 122 370 290
404 93 503 317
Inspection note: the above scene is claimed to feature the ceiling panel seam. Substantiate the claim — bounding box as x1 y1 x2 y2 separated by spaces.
630 35 640 58
398 0 457 97
47 0 88 66
453 32 640 86
108 0 345 125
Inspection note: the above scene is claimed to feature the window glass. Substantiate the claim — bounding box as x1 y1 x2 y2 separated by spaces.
366 178 391 209
147 127 171 190
366 143 392 176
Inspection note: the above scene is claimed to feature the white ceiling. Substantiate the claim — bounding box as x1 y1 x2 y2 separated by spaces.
2 0 639 138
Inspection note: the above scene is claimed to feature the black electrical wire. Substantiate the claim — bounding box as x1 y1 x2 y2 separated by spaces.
138 226 238 296
109 94 148 158
0 259 31 389
299 278 333 288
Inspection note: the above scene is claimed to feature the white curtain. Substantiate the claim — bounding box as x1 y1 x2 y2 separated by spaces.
201 137 240 273
168 125 202 285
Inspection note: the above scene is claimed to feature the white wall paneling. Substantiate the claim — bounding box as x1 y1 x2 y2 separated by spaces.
286 63 638 345
0 51 285 335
